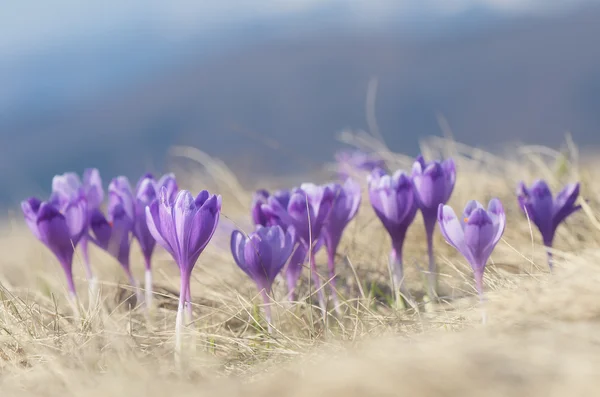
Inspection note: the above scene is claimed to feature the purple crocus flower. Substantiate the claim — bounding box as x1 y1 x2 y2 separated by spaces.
335 149 386 180
251 189 308 297
50 169 104 285
517 180 581 269
88 176 140 302
322 178 361 312
21 195 87 301
438 199 506 300
262 183 334 315
412 155 456 298
231 225 293 333
146 188 221 352
368 168 418 309
133 173 179 309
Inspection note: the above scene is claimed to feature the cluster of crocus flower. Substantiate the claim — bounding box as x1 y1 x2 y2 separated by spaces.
239 179 361 322
21 153 584 349
22 169 179 311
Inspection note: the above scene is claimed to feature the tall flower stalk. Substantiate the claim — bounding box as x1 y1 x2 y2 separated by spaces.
368 168 418 309
411 155 456 299
516 180 581 270
146 188 221 360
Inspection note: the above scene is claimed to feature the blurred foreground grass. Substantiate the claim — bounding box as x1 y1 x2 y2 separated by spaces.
1 135 599 396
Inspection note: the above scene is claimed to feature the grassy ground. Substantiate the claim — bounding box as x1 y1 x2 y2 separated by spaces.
1 135 599 396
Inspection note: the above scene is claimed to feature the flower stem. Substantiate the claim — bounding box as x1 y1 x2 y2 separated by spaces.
185 279 193 321
473 268 486 324
423 212 438 300
260 288 273 334
390 236 411 310
124 266 142 308
543 240 554 272
326 247 342 316
145 267 153 312
80 236 94 281
309 248 327 322
174 275 187 368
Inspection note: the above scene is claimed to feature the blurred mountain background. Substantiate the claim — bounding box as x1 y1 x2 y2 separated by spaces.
1 0 600 206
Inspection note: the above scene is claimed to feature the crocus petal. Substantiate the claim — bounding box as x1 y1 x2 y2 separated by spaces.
145 200 176 258
438 204 473 264
463 208 495 270
552 183 581 228
83 168 104 210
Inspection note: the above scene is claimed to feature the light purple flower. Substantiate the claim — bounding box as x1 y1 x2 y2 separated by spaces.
368 168 418 308
21 195 87 298
251 189 290 229
438 199 506 298
88 177 138 293
146 188 221 347
517 180 581 269
133 173 179 267
322 178 361 311
50 169 104 282
132 173 179 309
231 225 293 332
412 155 456 297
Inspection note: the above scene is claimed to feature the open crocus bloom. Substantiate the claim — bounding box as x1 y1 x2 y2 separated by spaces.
516 180 581 268
437 199 506 298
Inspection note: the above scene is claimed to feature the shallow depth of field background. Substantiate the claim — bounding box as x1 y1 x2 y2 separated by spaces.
2 1 600 396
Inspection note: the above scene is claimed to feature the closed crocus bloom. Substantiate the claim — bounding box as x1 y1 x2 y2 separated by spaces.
412 155 456 298
50 169 104 288
146 188 221 354
21 195 87 301
368 168 418 309
133 173 178 310
438 199 506 299
88 176 140 303
264 183 335 316
231 225 293 332
322 178 361 313
517 180 581 269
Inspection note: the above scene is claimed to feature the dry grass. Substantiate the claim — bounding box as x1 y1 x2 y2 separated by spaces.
1 135 600 396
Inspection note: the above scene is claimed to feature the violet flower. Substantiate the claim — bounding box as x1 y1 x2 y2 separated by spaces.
322 179 361 313
263 184 335 316
412 155 456 298
21 195 87 302
517 180 581 269
146 188 221 354
231 225 293 333
335 149 386 180
50 169 103 289
133 173 179 309
368 168 418 309
251 189 308 298
88 176 140 303
438 199 506 300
